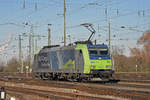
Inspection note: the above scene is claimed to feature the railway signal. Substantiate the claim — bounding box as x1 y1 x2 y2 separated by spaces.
0 87 6 100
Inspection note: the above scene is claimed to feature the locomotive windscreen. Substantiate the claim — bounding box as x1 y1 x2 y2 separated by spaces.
88 48 109 56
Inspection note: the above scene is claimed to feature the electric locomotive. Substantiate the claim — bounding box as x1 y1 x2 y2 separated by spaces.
33 23 114 81
33 43 114 81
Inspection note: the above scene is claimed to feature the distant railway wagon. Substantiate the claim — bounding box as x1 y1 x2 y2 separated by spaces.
33 44 114 81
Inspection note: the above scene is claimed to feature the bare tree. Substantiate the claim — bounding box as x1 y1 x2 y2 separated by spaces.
7 58 19 72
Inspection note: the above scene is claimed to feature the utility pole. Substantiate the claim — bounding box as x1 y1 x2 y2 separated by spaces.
35 39 37 51
64 0 66 46
108 20 111 51
31 25 34 57
29 28 32 72
19 35 22 72
21 52 24 73
35 2 37 11
30 24 35 72
68 35 71 44
18 34 24 73
48 24 51 46
23 0 26 9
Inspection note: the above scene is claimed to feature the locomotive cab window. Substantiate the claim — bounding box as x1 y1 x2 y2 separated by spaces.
99 49 109 56
89 50 98 56
88 48 109 56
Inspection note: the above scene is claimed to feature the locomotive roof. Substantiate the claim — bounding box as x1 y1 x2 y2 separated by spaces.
42 45 60 49
39 44 108 54
87 44 108 49
40 45 75 53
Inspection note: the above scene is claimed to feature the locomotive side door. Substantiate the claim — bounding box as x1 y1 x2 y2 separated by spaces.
75 50 84 73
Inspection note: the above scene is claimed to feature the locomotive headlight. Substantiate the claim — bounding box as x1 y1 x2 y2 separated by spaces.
98 57 102 60
91 66 96 69
106 66 111 68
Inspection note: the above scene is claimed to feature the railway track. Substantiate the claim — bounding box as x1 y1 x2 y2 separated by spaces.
0 80 129 100
0 73 150 100
0 77 150 100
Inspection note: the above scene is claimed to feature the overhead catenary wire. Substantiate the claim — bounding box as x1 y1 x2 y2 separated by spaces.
0 0 147 53
66 8 150 30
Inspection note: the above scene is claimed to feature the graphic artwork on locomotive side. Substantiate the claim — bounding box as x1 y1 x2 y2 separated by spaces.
33 44 114 81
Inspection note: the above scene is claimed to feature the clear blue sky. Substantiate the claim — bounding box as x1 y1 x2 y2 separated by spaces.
0 0 150 62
